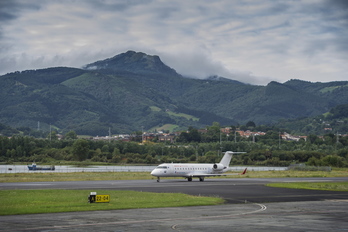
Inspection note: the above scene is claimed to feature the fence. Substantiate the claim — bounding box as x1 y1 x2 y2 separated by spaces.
0 165 156 174
0 165 288 174
288 164 332 172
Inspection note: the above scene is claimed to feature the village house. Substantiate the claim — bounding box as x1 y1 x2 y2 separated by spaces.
281 132 307 141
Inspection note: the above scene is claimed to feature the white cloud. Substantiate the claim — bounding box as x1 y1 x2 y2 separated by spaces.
0 0 347 85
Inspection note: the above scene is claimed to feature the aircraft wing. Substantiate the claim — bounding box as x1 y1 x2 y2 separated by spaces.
187 168 247 177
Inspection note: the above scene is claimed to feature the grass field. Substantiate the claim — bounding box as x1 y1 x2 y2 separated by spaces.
0 190 223 216
1 168 347 183
267 182 348 191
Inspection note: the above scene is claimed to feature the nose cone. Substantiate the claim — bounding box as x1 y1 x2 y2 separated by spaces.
151 169 157 176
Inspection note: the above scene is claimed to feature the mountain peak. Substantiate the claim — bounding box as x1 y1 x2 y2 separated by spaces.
206 75 244 84
83 50 179 76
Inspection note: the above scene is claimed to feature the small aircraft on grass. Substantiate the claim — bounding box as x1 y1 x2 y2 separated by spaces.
151 151 247 182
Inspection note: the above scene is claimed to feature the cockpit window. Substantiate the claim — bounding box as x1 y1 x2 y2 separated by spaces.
156 166 168 169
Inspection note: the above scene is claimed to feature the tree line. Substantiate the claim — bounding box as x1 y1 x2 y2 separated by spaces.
1 127 347 167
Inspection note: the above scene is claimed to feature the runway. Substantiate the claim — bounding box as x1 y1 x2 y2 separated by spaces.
1 177 348 231
2 177 347 203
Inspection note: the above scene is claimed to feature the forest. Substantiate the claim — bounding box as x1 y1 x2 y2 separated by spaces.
1 125 347 168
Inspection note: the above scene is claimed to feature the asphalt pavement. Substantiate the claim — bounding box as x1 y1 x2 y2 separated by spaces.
1 177 347 231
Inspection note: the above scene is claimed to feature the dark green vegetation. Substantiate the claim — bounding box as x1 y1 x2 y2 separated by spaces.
267 182 348 191
1 50 348 135
276 103 348 135
0 190 223 215
1 125 348 166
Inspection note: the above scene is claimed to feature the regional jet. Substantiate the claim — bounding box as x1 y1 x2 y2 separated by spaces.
151 151 247 182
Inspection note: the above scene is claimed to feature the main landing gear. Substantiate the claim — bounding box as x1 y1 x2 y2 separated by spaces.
156 176 205 182
186 177 204 181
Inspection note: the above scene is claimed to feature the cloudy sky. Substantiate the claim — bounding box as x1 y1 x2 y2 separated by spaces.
1 0 347 85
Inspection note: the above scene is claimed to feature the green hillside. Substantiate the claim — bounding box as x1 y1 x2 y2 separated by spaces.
276 104 348 135
0 51 347 135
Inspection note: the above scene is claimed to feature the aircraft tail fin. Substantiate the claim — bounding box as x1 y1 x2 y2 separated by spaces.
219 151 246 167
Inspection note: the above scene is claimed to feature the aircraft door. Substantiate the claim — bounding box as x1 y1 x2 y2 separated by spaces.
166 165 173 175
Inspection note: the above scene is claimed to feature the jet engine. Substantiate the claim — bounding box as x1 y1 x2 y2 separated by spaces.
213 163 225 171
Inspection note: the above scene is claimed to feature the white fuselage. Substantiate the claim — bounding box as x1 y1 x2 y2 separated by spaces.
150 163 226 178
150 151 245 182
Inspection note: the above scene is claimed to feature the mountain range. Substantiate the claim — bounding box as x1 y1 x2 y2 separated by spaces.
0 50 347 135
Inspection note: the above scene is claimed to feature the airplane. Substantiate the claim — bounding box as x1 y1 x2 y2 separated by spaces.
150 151 247 182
